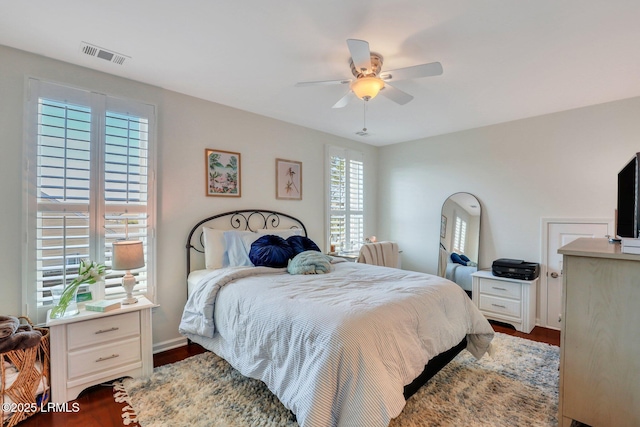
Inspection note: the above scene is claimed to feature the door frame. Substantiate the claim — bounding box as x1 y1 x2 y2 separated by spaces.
540 217 613 329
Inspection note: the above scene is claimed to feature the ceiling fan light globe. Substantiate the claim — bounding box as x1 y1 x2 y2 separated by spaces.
350 76 385 101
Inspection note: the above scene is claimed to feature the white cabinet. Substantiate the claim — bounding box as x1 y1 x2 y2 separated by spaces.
558 238 640 427
471 270 537 333
46 297 156 403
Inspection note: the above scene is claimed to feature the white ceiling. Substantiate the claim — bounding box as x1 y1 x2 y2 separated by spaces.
2 1 640 146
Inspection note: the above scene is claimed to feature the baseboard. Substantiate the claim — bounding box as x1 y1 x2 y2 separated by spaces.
535 318 561 332
153 337 188 354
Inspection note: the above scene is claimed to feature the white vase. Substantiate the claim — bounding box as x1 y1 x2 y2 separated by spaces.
91 280 105 301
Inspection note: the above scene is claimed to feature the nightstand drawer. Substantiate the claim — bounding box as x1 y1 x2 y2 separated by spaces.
479 294 520 318
67 311 140 350
479 278 522 299
67 336 141 379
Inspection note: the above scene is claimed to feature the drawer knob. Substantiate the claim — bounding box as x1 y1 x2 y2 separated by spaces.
491 303 507 309
95 327 119 334
96 354 120 362
492 287 507 291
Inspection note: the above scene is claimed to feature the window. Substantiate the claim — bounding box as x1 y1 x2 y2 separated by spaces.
23 79 156 324
327 146 364 252
453 215 467 254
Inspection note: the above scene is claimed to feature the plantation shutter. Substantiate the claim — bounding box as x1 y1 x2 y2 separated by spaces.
453 216 467 253
327 146 364 252
35 95 93 308
102 102 151 296
329 154 347 251
348 157 364 250
24 79 156 324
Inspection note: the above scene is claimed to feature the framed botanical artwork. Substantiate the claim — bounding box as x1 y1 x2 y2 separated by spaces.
205 149 241 197
440 215 447 238
276 158 302 200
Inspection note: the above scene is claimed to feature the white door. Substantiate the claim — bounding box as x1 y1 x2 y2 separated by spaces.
543 220 612 330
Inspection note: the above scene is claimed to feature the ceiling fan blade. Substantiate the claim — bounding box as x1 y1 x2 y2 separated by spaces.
380 61 443 81
295 78 351 87
332 91 355 109
380 83 414 105
346 39 372 74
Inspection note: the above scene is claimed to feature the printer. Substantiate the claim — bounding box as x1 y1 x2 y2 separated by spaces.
492 258 540 280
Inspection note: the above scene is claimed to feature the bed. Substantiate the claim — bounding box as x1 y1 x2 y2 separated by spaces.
444 258 477 292
439 246 477 292
179 210 494 427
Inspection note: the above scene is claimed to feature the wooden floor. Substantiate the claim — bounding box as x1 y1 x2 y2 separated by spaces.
19 322 559 427
491 321 560 347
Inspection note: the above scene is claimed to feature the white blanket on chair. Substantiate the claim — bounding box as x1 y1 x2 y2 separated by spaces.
357 241 399 267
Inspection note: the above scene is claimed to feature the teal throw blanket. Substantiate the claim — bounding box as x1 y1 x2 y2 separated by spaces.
288 251 333 275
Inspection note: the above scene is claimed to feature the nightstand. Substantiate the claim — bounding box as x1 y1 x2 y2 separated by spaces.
46 296 156 403
329 252 359 262
471 270 537 333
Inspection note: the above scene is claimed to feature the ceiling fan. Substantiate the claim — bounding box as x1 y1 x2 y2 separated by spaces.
295 39 443 108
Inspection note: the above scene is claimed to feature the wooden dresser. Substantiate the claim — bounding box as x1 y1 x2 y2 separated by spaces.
558 238 640 427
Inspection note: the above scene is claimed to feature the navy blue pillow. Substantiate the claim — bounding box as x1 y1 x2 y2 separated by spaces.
450 252 467 265
460 254 470 263
287 235 321 256
249 235 294 268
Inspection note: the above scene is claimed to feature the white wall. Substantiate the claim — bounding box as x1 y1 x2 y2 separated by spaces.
378 96 640 320
0 45 377 350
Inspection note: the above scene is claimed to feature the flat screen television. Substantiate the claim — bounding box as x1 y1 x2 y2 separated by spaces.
617 153 640 238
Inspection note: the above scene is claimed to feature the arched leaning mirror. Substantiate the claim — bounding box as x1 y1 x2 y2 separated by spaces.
437 193 481 295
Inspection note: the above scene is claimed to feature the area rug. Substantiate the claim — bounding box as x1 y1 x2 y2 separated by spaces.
113 333 559 426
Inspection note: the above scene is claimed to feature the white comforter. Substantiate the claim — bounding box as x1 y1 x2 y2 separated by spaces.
179 261 494 427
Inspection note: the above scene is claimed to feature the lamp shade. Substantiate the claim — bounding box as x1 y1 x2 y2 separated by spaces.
350 76 385 100
112 240 145 271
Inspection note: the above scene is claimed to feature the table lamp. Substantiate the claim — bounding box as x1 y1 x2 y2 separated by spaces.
112 240 144 305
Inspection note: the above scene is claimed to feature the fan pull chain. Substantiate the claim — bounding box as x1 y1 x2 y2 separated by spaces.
362 100 367 132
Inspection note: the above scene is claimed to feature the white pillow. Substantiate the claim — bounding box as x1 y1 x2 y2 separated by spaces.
202 227 232 269
224 230 260 267
255 228 304 239
203 228 226 269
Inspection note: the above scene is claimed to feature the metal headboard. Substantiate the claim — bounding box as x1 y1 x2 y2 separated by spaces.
186 209 308 278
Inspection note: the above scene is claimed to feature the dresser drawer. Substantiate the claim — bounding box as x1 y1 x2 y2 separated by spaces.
67 336 142 379
67 311 140 350
479 278 522 299
479 294 521 319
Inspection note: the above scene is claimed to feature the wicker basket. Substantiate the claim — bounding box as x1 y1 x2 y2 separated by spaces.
1 317 50 427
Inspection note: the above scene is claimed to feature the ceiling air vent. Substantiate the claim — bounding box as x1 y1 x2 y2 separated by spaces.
80 42 130 65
